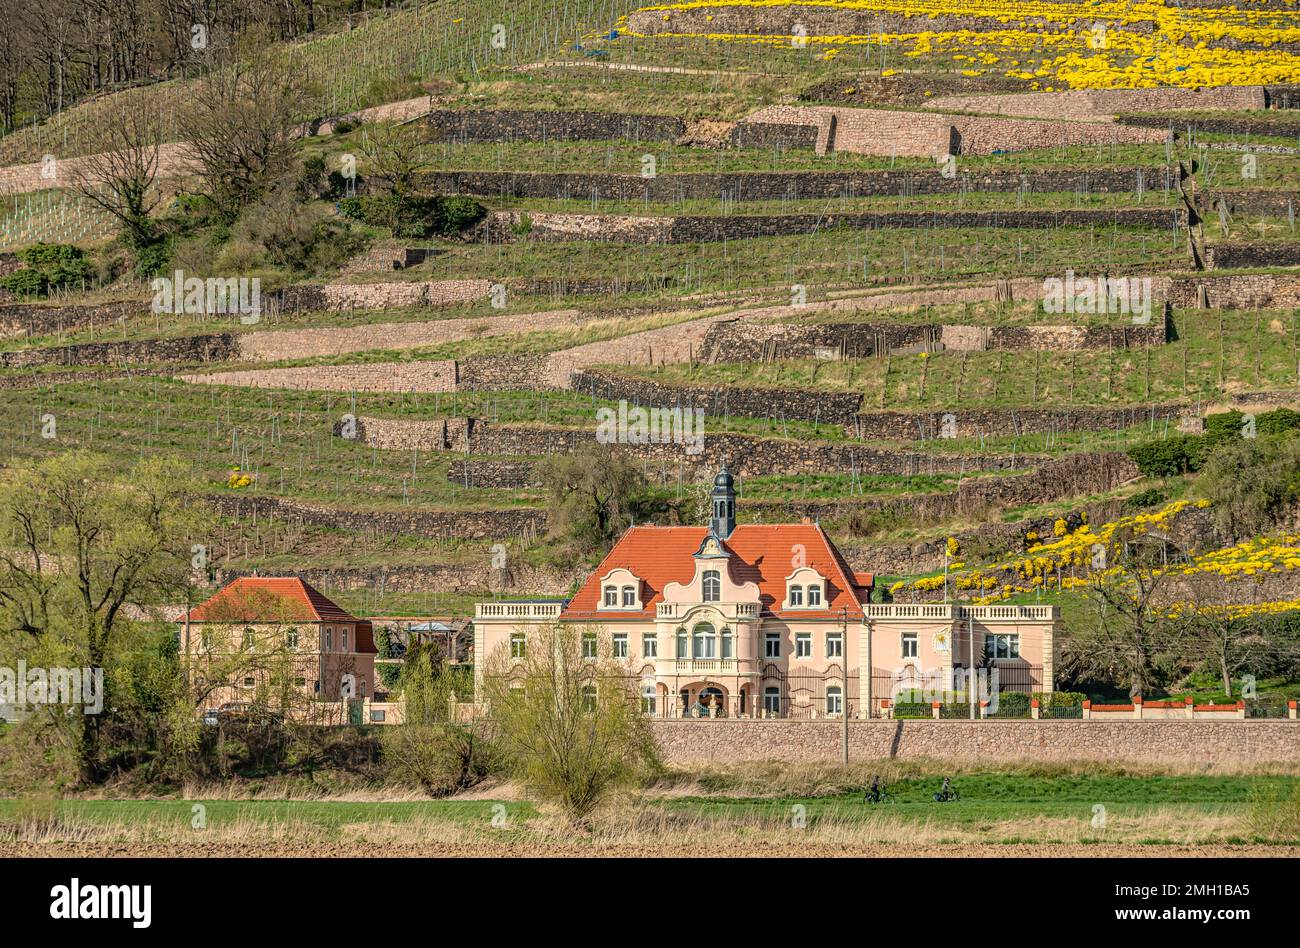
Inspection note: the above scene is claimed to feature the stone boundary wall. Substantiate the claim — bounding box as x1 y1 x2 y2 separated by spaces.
425 166 1171 202
359 416 1019 477
1211 188 1300 216
210 493 546 541
698 318 1168 361
0 332 236 368
0 299 146 340
649 719 1300 765
727 121 820 151
490 207 1177 244
424 109 685 144
927 87 1264 122
339 246 433 275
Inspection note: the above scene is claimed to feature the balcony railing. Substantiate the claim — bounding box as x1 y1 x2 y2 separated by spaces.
864 604 1058 622
475 601 565 621
656 601 760 620
671 659 739 674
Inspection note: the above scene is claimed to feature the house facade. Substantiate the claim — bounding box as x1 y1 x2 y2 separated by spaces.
180 577 377 720
475 468 1059 717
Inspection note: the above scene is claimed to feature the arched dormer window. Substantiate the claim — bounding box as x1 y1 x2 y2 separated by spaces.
603 585 618 607
622 585 636 606
702 570 721 602
784 568 827 610
599 569 641 610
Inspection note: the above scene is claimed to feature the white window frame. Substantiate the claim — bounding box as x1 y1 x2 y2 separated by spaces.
285 628 299 651
341 628 349 652
692 623 717 660
621 585 636 607
789 585 804 607
510 633 527 659
763 686 781 714
807 584 822 607
324 628 333 652
826 632 843 658
582 633 598 659
641 684 657 715
985 633 1021 660
702 570 721 603
764 632 781 658
826 686 843 716
643 633 658 658
720 627 733 659
795 632 812 659
612 633 628 659
602 585 618 608
902 632 918 659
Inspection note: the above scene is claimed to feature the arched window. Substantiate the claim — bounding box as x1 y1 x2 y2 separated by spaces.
621 585 636 606
789 585 804 607
581 684 597 712
602 585 617 607
720 626 733 659
702 570 721 602
692 622 717 659
763 686 781 715
641 684 657 715
826 686 843 716
807 584 822 607
676 628 688 659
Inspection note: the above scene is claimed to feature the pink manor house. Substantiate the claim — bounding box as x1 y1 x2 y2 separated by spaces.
475 468 1059 718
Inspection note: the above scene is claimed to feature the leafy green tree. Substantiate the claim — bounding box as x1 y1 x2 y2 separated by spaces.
1193 433 1300 541
535 446 650 553
0 452 210 783
482 623 660 826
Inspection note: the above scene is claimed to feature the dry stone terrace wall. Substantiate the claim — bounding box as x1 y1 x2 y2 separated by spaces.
743 452 1140 524
424 109 684 144
1205 242 1300 270
179 361 459 393
277 280 491 312
852 405 1188 442
739 106 1165 158
217 561 579 597
570 368 863 426
489 207 1178 244
698 319 1168 361
0 332 237 368
354 416 1021 478
425 166 1170 202
649 720 1300 766
0 299 146 340
927 87 1265 121
237 308 589 362
1169 273 1300 308
211 493 546 541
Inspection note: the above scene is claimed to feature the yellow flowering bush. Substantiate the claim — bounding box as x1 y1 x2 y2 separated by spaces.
620 1 1300 90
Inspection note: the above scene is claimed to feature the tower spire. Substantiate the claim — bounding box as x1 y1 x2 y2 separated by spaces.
709 464 736 538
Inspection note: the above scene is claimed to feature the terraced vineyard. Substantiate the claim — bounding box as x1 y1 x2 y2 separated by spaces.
2 0 1299 639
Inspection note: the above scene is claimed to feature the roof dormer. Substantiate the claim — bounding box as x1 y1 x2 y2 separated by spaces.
782 566 826 610
598 568 643 611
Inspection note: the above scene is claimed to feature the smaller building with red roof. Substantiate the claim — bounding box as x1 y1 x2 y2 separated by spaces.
181 577 376 720
475 467 1059 718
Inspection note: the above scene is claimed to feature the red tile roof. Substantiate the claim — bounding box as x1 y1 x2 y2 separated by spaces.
561 524 870 621
185 577 360 624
